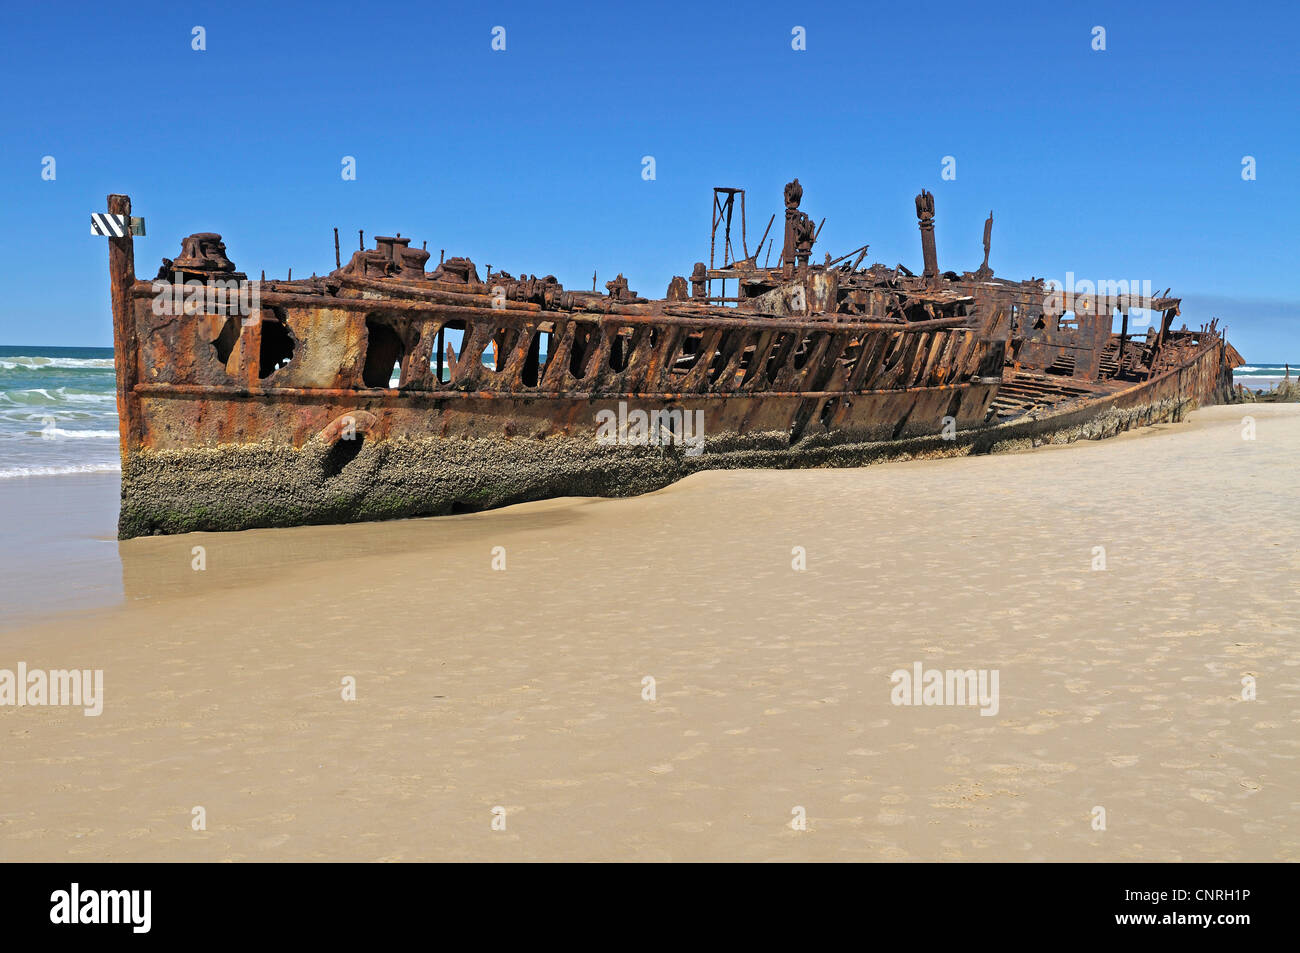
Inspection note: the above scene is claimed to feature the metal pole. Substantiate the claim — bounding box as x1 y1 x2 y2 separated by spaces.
107 193 137 463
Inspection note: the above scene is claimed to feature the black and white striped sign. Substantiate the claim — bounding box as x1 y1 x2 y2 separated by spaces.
90 213 127 238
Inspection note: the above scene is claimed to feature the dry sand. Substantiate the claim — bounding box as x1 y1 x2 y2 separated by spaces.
1 403 1297 861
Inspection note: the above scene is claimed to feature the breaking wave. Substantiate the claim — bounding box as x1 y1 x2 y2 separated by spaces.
0 355 115 371
0 347 120 479
0 462 121 480
26 428 118 439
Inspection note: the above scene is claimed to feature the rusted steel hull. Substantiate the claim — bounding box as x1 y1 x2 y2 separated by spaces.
116 339 1227 539
103 186 1240 538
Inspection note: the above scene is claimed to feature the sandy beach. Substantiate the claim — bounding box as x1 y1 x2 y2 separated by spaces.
1 403 1296 862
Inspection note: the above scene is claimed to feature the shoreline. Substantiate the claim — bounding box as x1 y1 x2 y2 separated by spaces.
0 471 122 631
0 400 1276 631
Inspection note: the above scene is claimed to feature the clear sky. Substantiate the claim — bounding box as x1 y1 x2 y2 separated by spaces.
2 0 1296 360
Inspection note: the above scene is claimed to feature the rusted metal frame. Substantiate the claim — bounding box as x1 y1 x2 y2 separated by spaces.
133 379 982 401
590 306 972 334
761 331 800 389
773 331 832 392
239 310 265 390
984 334 1015 378
710 330 760 394
589 324 627 391
107 196 141 453
820 360 851 396
581 323 619 392
969 337 1004 380
614 325 658 392
449 319 498 388
944 330 980 383
880 332 929 390
899 332 934 387
378 311 489 391
536 317 575 391
562 318 604 387
800 332 852 393
844 330 893 392
867 330 912 388
737 330 779 391
677 328 725 393
592 323 653 394
826 337 866 393
832 335 873 395
717 328 759 392
489 323 525 388
595 322 653 392
359 305 431 390
917 330 952 386
866 331 916 390
335 274 542 313
487 319 542 393
254 291 535 326
925 330 963 386
949 332 982 381
393 318 448 390
175 281 943 335
642 324 686 393
385 315 420 390
704 328 753 393
213 284 978 337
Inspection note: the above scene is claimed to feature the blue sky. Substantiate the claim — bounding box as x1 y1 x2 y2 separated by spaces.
2 0 1296 359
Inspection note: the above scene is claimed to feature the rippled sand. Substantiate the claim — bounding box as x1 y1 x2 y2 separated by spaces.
1 404 1297 861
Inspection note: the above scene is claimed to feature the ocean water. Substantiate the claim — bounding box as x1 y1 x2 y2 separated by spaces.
0 346 119 479
1234 363 1295 381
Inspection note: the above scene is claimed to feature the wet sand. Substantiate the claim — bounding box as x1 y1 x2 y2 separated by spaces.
0 472 122 629
1 403 1297 861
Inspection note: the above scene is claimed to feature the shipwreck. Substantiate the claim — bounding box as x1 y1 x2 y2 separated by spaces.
101 181 1243 538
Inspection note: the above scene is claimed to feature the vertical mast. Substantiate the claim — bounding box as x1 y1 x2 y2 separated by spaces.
915 189 939 281
107 193 138 463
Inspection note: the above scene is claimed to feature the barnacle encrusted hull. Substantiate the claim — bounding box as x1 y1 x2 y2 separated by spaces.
116 354 1222 538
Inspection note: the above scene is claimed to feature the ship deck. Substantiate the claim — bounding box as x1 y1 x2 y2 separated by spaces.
989 370 1124 422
